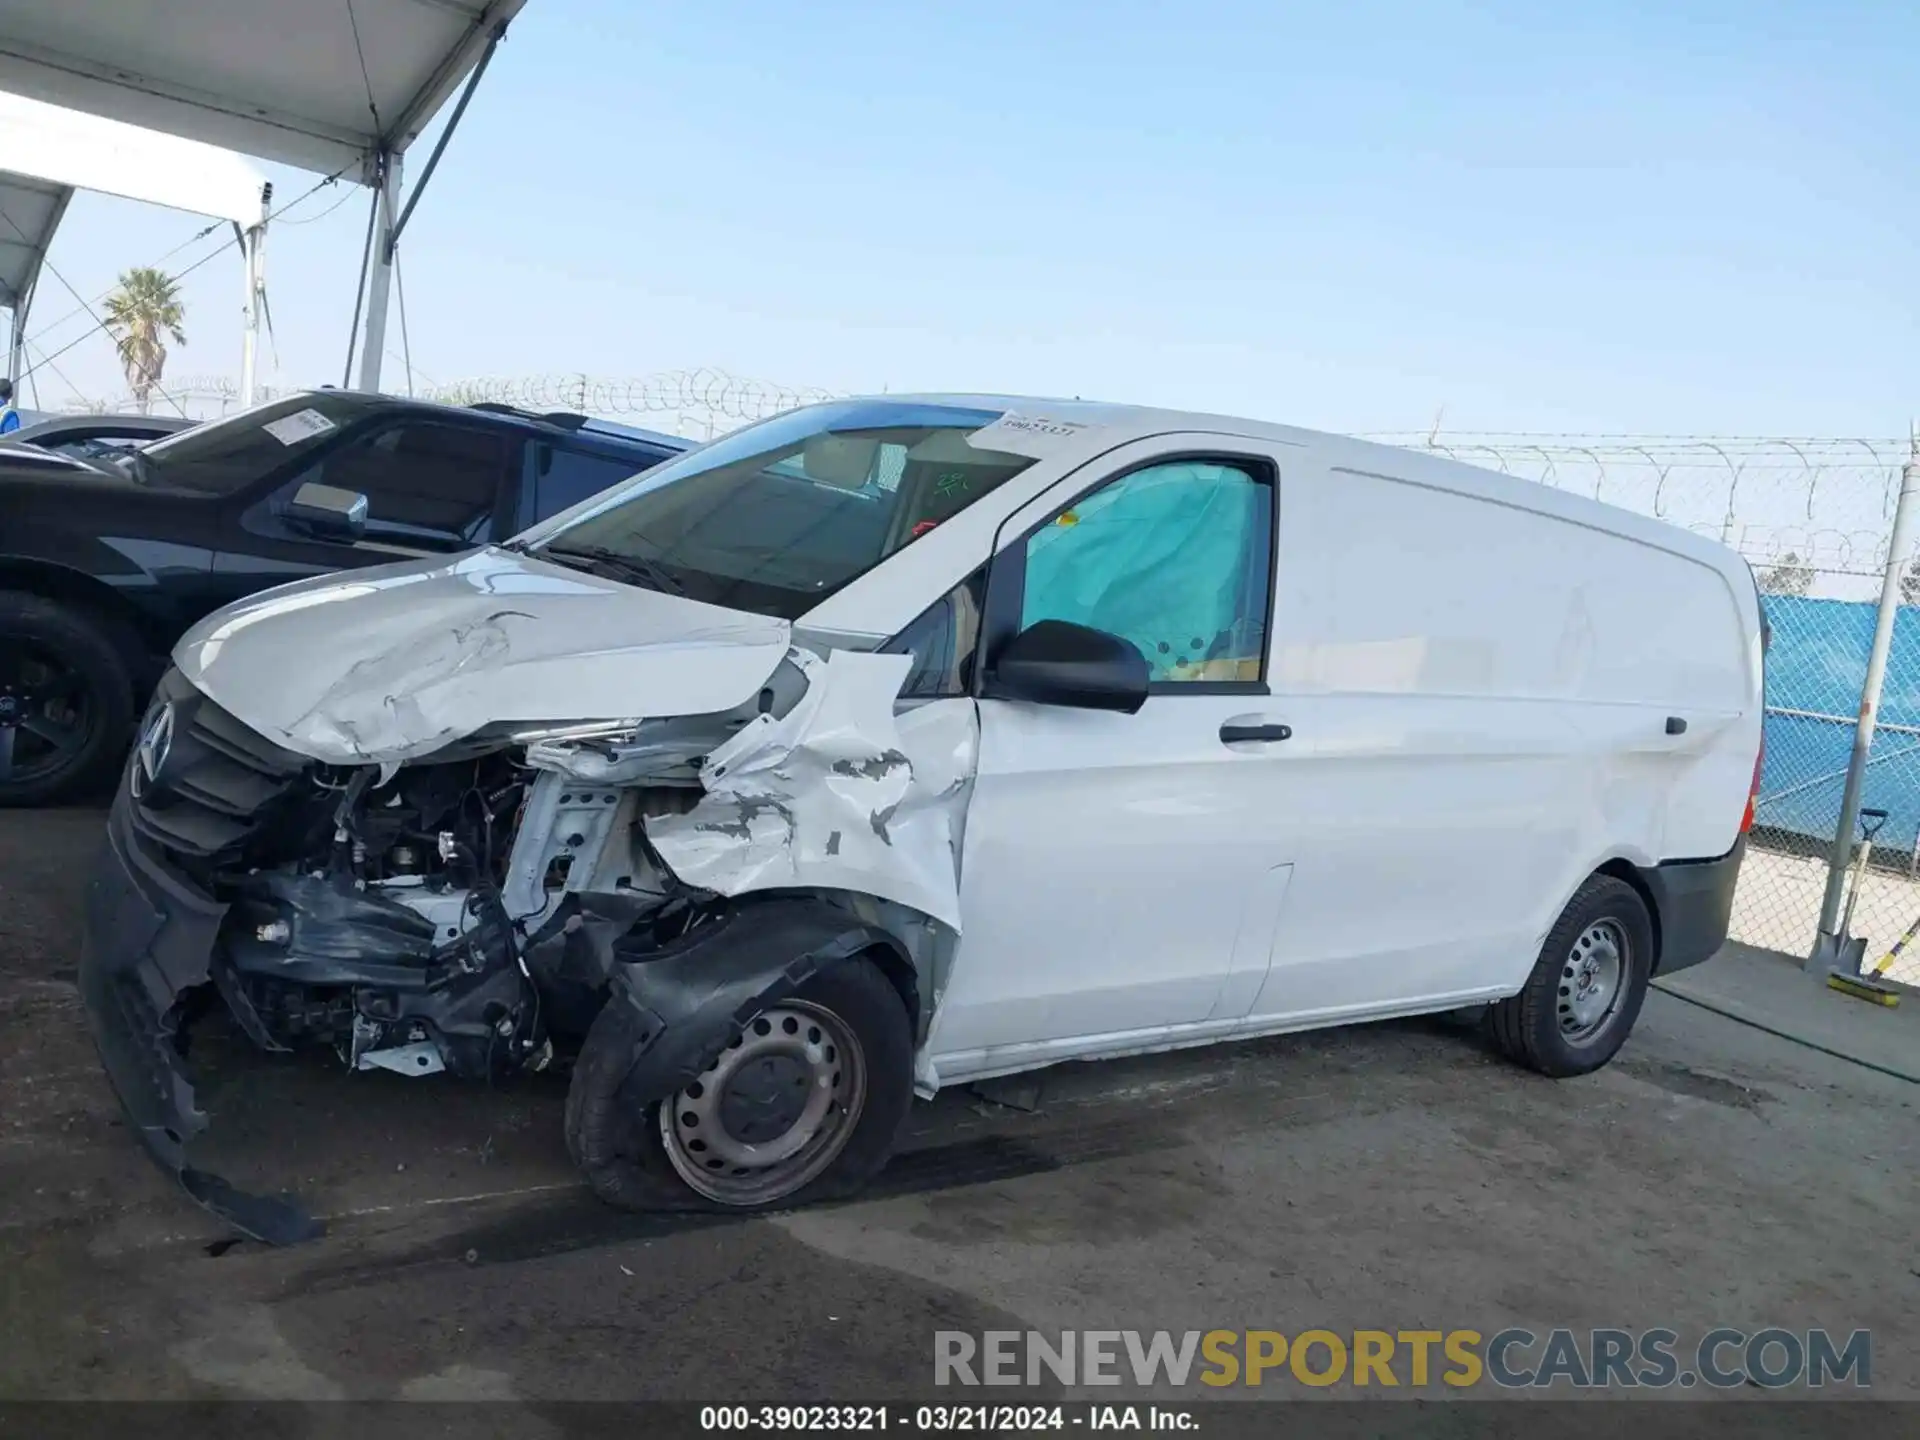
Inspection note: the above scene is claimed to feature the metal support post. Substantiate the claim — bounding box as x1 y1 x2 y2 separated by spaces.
355 153 403 393
238 182 272 408
1814 430 1920 958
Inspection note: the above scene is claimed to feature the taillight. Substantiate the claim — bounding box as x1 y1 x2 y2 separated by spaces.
1741 733 1765 834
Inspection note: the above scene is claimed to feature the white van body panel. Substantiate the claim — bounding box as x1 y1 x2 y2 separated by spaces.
1239 452 1759 1017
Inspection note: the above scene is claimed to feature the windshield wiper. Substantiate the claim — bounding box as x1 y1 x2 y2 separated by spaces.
535 541 685 596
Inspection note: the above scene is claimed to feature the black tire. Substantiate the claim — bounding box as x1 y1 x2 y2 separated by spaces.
565 957 914 1214
0 591 138 808
1488 875 1654 1077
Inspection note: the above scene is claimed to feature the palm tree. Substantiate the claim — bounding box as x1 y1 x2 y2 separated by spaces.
103 267 186 414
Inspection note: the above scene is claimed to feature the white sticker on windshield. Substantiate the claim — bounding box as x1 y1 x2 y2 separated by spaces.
965 411 1098 458
262 408 337 446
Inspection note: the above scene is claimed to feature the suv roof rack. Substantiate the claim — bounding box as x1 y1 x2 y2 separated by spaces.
467 401 589 430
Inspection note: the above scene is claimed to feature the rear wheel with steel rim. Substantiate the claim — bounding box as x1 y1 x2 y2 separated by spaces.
1489 875 1653 1077
0 591 138 808
1559 920 1628 1044
567 956 914 1213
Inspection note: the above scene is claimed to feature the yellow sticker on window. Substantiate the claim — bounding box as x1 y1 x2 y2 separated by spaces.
1056 511 1079 526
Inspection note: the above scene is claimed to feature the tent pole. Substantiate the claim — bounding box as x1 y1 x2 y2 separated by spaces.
238 181 271 409
387 23 503 252
355 152 402 393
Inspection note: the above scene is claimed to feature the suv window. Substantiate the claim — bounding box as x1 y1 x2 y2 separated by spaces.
1019 459 1274 684
523 444 660 527
298 421 520 548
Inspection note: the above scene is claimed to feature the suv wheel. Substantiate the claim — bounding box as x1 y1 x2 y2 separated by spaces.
0 592 138 807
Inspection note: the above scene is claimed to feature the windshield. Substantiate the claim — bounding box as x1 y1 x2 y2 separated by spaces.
122 394 367 495
527 401 1039 621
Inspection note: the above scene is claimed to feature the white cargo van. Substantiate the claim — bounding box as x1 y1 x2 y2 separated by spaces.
81 396 1764 1241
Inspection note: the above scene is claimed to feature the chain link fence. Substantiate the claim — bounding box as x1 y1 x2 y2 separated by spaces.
423 369 836 439
36 375 288 421
47 367 834 436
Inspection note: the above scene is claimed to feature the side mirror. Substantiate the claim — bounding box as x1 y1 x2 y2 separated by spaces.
286 481 369 541
982 619 1150 714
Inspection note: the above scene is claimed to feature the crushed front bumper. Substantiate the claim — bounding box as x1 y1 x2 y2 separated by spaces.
79 794 323 1244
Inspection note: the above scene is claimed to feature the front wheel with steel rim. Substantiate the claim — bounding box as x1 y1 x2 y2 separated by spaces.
1488 874 1654 1077
659 1000 868 1205
566 957 914 1214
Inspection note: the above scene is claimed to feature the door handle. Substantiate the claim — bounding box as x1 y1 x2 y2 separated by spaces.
1220 722 1292 744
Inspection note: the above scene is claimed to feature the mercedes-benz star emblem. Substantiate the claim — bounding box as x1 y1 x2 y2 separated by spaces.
132 702 175 795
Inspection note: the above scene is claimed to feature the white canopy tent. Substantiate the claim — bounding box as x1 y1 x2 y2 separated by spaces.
0 0 527 394
0 91 268 406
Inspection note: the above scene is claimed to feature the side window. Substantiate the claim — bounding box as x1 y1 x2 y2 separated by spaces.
1019 459 1273 685
302 422 519 548
524 444 657 526
888 571 986 699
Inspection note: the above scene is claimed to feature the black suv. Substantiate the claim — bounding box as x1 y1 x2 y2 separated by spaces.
0 390 689 806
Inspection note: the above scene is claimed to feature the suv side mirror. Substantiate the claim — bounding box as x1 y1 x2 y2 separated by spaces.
982 619 1150 714
286 481 369 542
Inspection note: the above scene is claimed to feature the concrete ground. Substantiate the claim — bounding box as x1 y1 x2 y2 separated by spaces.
3 806 1916 1404
1730 840 1920 983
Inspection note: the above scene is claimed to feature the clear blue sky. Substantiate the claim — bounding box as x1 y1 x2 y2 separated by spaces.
20 0 1919 436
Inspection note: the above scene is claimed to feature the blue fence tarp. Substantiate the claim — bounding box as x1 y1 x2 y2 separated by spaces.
1756 595 1920 854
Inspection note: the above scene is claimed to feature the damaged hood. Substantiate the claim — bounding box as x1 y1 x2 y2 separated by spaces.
174 547 793 763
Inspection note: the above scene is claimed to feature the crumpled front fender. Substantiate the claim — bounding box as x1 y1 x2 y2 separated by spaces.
600 897 915 1109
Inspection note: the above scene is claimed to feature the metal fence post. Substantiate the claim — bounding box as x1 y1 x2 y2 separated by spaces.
1813 429 1920 959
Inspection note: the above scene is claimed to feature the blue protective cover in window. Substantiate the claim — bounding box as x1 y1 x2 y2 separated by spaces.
1021 461 1271 682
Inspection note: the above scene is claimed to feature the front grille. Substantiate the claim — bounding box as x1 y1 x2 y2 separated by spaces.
128 669 311 869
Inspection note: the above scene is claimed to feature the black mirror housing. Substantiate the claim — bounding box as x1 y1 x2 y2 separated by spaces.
982 619 1150 714
286 481 369 542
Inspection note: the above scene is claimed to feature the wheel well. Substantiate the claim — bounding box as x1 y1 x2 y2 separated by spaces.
1596 858 1664 970
857 941 923 1037
0 559 166 684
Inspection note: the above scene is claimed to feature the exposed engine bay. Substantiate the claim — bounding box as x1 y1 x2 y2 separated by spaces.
217 747 686 1083
85 643 978 1244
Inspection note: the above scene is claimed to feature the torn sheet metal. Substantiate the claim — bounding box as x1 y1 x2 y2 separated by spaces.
174 547 792 764
645 650 979 932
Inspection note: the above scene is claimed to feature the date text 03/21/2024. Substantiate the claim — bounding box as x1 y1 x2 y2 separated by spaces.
699 1406 1188 1431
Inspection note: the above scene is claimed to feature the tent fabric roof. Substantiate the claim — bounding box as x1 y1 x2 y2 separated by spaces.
0 91 266 321
0 172 66 313
0 0 528 180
